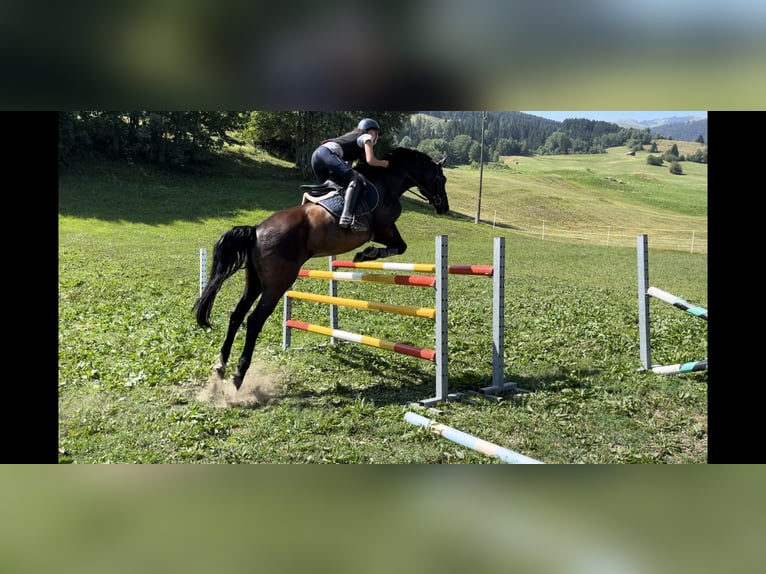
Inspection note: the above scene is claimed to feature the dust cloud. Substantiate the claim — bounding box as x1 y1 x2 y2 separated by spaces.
196 362 279 408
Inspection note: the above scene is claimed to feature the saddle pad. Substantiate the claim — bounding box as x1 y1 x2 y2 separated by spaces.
302 184 378 220
302 192 344 219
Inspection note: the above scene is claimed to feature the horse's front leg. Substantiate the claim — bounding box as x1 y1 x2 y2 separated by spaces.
353 226 407 262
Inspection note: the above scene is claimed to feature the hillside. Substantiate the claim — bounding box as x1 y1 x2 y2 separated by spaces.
217 141 706 253
402 111 560 153
650 118 708 143
442 144 707 253
399 112 709 164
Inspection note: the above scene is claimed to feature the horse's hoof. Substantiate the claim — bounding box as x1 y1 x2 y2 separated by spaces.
212 362 226 378
232 376 243 391
353 246 378 262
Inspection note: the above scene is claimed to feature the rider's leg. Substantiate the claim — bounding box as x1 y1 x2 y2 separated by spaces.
339 172 367 231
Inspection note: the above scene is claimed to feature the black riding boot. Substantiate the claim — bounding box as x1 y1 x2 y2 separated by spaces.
339 174 368 231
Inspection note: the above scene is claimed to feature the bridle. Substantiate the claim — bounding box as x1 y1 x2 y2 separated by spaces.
403 165 446 208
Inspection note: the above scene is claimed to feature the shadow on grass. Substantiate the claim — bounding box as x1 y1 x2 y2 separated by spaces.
279 343 608 409
59 153 464 228
59 153 305 225
445 209 523 230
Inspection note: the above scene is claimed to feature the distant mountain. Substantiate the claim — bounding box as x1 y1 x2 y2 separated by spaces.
607 115 707 142
612 115 705 129
649 118 707 143
558 115 707 143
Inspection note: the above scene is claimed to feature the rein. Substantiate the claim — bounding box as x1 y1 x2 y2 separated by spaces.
403 171 439 204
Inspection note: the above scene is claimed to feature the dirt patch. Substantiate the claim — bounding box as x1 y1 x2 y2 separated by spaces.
196 361 279 408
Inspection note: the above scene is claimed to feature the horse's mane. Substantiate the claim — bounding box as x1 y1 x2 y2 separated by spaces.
357 147 438 181
384 147 435 166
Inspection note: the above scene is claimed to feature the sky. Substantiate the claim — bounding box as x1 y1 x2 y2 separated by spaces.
521 111 707 123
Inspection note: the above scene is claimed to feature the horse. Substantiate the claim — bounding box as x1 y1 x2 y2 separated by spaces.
193 147 450 390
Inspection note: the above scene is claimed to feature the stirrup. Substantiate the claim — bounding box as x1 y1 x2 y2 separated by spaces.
339 216 367 231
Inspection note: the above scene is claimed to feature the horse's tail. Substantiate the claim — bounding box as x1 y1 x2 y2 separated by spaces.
193 225 258 328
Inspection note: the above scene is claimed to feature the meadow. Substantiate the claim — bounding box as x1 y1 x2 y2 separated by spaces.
58 144 707 463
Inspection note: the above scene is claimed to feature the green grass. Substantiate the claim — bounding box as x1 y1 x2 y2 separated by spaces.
58 146 707 464
448 146 707 252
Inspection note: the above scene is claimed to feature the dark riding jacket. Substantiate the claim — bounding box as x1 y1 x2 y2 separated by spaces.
323 130 366 162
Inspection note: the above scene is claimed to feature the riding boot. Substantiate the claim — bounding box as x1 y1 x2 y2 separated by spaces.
339 173 368 231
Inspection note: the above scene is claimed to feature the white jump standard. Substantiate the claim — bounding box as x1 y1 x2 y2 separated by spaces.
637 234 708 375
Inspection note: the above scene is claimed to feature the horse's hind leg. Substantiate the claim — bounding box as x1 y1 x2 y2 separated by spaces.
231 291 283 390
214 270 262 378
354 225 407 262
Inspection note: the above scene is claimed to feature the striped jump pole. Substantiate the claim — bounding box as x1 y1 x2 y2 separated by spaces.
297 269 437 287
404 412 544 464
649 360 708 375
297 266 436 345
646 287 708 321
331 260 495 277
286 320 436 361
286 290 436 319
330 261 437 272
329 237 521 399
637 234 707 375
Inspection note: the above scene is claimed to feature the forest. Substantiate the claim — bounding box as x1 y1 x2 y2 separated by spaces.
58 111 707 172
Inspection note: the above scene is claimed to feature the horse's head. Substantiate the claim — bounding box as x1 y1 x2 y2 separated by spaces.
387 148 450 215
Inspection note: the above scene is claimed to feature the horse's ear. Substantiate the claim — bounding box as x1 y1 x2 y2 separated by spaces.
438 156 447 166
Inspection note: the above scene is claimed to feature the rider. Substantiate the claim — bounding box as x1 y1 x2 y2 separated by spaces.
310 118 390 232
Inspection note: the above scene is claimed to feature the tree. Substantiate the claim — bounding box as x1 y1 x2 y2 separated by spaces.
58 111 245 166
695 134 705 144
687 147 707 164
495 137 520 156
646 155 664 166
417 138 450 160
540 130 572 154
242 111 299 159
448 134 475 165
669 161 684 175
468 141 482 163
240 111 411 176
663 143 680 163
398 135 414 148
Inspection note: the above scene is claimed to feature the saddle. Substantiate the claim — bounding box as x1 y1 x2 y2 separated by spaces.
300 176 379 221
300 179 345 196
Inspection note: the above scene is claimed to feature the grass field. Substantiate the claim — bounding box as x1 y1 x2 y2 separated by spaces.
58 145 707 464
451 144 707 253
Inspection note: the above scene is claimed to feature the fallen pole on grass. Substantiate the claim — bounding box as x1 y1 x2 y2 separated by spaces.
404 411 544 464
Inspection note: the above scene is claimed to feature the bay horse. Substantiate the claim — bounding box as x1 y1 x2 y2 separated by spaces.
193 147 450 390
